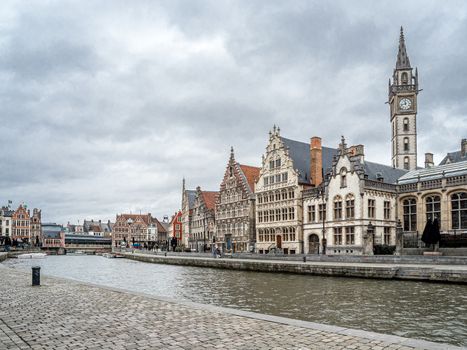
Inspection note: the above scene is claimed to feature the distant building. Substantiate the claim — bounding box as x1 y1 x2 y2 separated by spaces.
189 187 218 252
0 207 14 237
82 219 113 237
112 213 166 249
12 205 31 243
41 223 65 249
215 147 260 253
181 179 196 248
169 211 183 244
30 209 42 246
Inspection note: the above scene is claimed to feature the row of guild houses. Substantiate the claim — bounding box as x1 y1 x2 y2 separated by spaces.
176 28 467 256
0 204 42 246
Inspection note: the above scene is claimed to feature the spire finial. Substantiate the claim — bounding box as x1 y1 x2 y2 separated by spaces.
230 146 235 160
396 26 411 69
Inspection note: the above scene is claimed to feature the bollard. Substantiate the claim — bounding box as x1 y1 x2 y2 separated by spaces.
164 252 167 257
303 256 307 263
32 266 41 286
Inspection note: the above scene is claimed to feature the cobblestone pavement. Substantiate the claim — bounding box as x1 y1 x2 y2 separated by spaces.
0 266 462 350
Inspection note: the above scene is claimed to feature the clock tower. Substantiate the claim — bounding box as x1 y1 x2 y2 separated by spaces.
389 27 419 170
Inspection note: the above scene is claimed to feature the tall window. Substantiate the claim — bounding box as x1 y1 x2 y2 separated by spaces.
404 137 409 151
307 205 316 222
451 192 467 230
334 196 343 220
333 227 342 245
403 118 409 131
384 201 391 220
345 226 355 245
319 204 326 222
345 194 355 219
368 199 376 219
425 195 441 221
384 227 391 245
403 198 417 231
404 157 410 170
340 168 347 188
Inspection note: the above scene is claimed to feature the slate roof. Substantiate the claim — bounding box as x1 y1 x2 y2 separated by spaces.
118 214 152 225
398 160 467 184
363 161 408 184
185 190 196 209
280 137 339 184
439 151 467 165
239 164 261 192
152 218 168 233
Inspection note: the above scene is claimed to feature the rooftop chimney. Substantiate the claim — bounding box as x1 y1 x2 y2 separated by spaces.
462 139 467 157
425 153 434 168
310 137 323 186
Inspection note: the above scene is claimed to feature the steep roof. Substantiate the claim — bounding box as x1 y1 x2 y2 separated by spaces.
239 164 261 191
398 160 467 184
439 151 467 165
363 161 408 184
152 218 168 233
185 190 196 209
280 137 339 184
201 191 218 210
118 214 152 225
396 27 411 69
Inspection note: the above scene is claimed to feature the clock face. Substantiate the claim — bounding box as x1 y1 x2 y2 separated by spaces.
399 98 412 110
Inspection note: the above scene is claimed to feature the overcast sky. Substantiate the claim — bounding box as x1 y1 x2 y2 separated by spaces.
1 0 466 224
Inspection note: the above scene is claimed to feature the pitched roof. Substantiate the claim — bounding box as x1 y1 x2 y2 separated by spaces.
439 151 467 165
239 164 261 191
363 161 408 184
118 214 152 225
280 137 339 184
201 191 218 210
152 218 167 233
185 190 196 209
398 160 467 184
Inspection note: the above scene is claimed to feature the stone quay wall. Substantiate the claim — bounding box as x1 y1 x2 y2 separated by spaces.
118 251 467 283
0 265 464 350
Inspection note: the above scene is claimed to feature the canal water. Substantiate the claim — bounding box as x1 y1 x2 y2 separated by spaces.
3 255 467 347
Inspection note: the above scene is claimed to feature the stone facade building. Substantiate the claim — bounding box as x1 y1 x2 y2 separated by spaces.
303 138 406 255
215 148 260 253
112 213 165 249
181 179 196 248
390 27 419 171
189 187 218 252
397 149 467 236
0 207 14 237
255 126 338 254
12 205 31 243
30 208 42 246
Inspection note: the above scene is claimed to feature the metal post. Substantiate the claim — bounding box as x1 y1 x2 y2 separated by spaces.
32 266 40 286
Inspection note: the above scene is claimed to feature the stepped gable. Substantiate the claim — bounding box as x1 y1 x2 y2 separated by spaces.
280 137 339 184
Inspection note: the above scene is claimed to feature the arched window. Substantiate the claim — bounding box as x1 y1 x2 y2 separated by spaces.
334 196 343 220
401 72 408 84
404 157 410 170
451 192 467 230
403 118 409 131
425 195 441 221
340 168 347 188
345 194 355 219
403 198 417 231
404 137 409 151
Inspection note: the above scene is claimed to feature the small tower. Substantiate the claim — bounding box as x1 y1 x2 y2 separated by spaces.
389 27 419 170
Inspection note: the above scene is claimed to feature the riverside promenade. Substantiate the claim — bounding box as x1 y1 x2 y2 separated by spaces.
117 251 467 283
0 265 464 350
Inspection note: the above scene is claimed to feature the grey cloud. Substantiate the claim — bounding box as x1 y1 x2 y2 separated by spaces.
0 0 466 223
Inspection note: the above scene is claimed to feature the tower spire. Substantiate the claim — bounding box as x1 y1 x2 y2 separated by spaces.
396 26 411 69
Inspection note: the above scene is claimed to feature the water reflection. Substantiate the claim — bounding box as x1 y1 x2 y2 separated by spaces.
3 256 467 346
